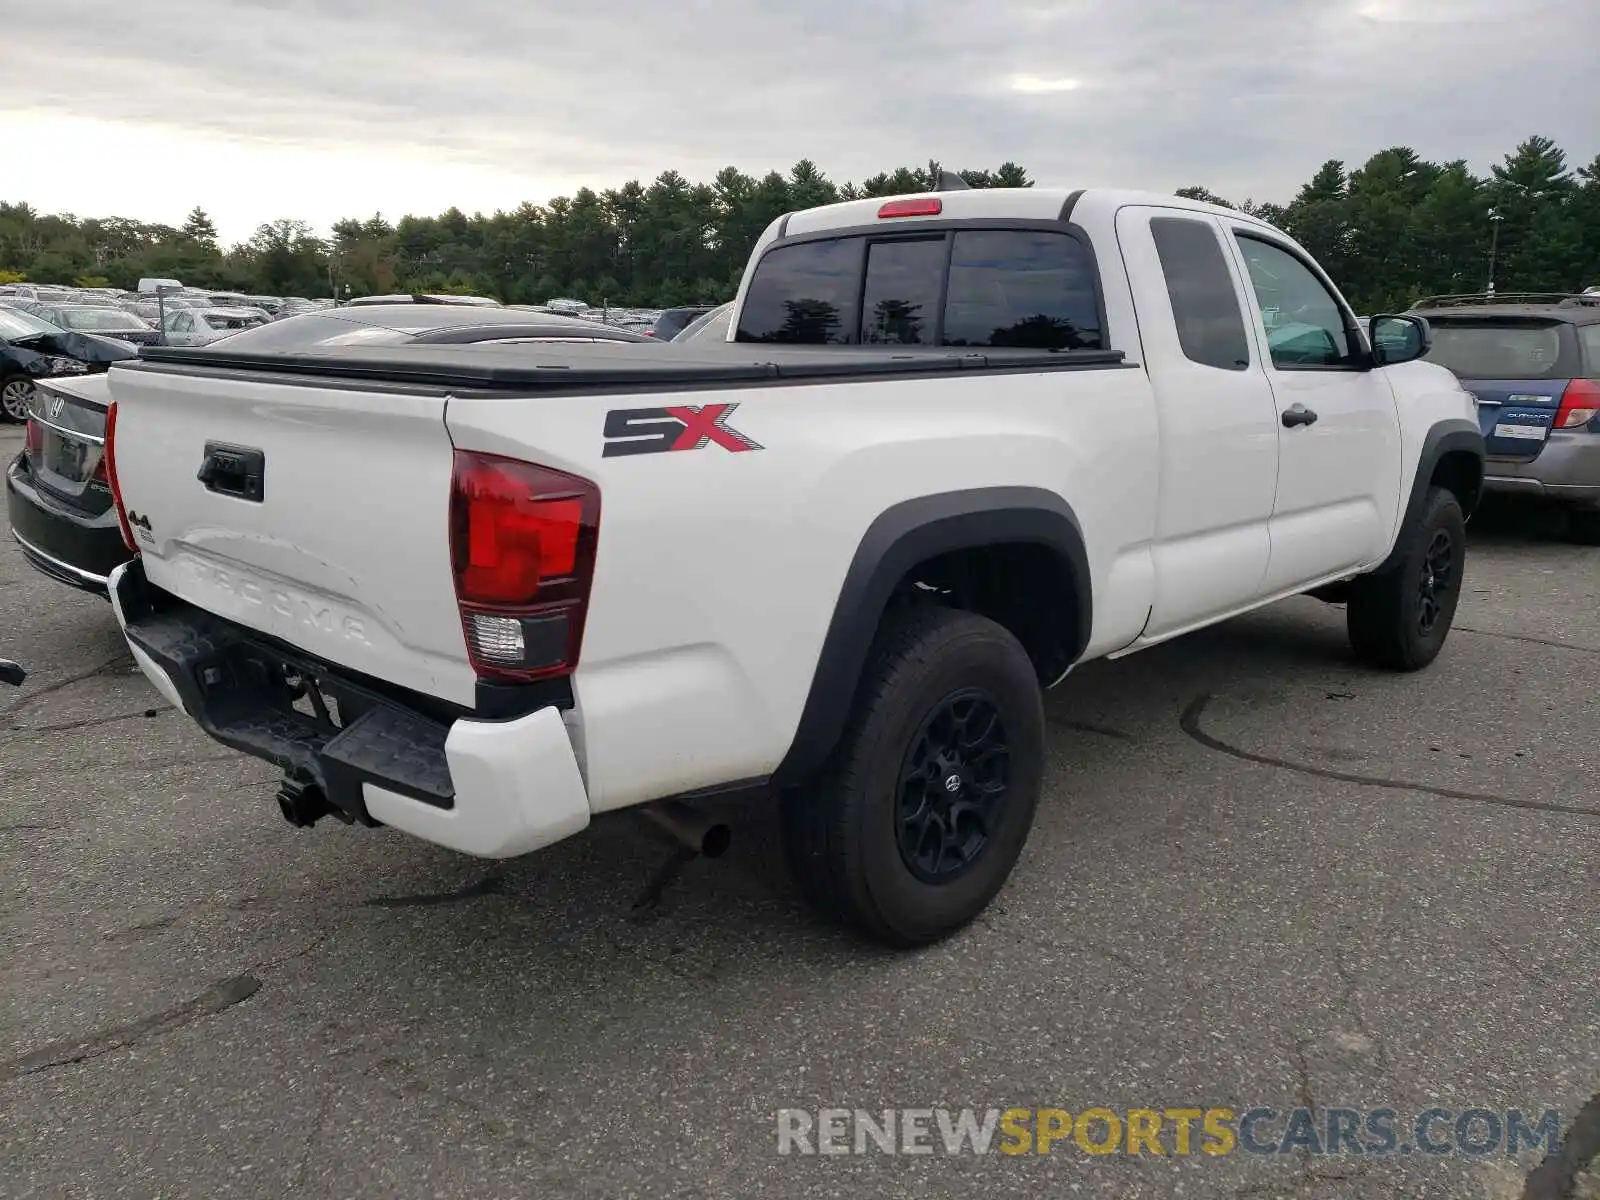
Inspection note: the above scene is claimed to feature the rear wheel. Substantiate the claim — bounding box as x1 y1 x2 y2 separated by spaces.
1 376 34 423
1347 486 1466 671
780 606 1044 947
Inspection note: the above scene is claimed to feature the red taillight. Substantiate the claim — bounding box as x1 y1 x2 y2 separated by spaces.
878 197 943 219
449 450 600 682
103 400 139 554
1554 378 1600 430
24 417 43 458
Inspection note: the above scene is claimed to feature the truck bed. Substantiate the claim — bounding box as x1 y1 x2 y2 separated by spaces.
130 341 1128 393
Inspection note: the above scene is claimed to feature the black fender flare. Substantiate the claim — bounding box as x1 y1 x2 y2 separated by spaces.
771 486 1091 787
1373 418 1484 576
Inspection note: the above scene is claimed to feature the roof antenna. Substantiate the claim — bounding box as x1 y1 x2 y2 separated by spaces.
934 170 971 192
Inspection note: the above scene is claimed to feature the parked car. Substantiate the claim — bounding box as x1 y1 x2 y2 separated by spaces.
1410 292 1600 543
671 301 734 343
101 186 1481 946
5 373 127 592
0 306 138 422
343 293 502 308
196 303 658 352
28 304 162 347
648 305 718 340
160 307 271 347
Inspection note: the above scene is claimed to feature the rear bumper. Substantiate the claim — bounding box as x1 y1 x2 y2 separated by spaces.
6 454 130 592
1483 429 1600 509
107 559 591 859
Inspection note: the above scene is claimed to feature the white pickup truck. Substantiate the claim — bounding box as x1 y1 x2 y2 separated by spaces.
100 186 1484 945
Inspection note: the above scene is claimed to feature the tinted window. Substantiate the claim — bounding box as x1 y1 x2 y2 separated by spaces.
674 303 733 343
1234 235 1353 368
1151 217 1250 371
860 238 943 346
943 230 1102 350
652 308 713 340
1424 320 1577 380
736 238 860 343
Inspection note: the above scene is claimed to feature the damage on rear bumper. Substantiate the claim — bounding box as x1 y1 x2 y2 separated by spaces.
108 559 591 859
1483 429 1600 509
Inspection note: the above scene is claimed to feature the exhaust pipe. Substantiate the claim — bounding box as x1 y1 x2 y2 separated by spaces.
637 800 731 859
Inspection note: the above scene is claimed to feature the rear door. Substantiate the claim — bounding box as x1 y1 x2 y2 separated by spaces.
1223 225 1403 591
1114 207 1281 634
1422 316 1578 461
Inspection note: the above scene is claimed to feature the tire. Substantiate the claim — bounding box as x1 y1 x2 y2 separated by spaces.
1 376 35 423
1566 509 1600 547
1347 486 1466 671
780 606 1045 947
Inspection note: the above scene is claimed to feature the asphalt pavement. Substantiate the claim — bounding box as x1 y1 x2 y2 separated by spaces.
1 420 1596 1199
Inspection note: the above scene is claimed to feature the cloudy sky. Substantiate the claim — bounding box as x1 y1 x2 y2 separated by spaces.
3 0 1596 243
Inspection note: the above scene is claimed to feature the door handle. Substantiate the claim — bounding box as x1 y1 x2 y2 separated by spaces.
1281 404 1319 429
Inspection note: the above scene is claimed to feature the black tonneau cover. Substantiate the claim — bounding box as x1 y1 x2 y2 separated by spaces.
126 341 1127 394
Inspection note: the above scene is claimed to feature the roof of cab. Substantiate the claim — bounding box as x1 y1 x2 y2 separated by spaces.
779 187 1280 238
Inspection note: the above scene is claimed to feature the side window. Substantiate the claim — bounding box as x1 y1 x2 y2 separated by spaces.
735 237 861 344
1150 217 1250 371
943 230 1103 350
1233 234 1354 369
860 238 943 345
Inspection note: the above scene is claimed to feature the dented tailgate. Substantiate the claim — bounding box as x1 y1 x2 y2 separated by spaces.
106 363 476 706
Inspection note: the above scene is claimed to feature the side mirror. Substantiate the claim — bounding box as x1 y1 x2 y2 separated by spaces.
1369 314 1431 367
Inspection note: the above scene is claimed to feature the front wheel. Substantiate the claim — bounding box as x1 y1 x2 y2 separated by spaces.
1347 486 1467 671
1 376 34 423
780 607 1045 947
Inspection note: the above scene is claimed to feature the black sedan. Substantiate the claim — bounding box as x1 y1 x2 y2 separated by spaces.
5 304 656 594
6 374 127 592
1 306 139 423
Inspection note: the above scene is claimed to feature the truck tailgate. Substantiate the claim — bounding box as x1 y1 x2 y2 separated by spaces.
107 364 475 706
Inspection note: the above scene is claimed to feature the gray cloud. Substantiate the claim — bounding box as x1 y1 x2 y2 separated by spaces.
4 0 1597 223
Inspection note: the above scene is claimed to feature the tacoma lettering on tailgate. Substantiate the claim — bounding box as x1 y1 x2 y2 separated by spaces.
186 560 371 645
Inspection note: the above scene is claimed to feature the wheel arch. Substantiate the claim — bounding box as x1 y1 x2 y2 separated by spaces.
772 487 1091 787
1374 418 1484 576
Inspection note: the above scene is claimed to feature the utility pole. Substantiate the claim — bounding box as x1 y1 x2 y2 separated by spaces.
1486 208 1504 300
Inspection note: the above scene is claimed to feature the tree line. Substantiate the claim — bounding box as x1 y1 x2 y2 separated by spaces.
2 139 1596 313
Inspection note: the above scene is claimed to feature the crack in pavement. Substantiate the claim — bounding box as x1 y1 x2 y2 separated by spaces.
1180 695 1599 820
364 873 504 909
1458 626 1600 656
2 976 262 1080
0 653 132 722
1049 718 1134 740
8 707 170 735
1521 1091 1600 1200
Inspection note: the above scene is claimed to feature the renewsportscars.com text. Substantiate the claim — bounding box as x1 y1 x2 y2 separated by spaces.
776 1106 1562 1158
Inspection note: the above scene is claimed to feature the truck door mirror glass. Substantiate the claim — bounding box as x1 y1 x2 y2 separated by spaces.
1370 315 1430 366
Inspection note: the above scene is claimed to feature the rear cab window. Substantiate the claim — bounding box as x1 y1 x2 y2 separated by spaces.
735 225 1104 350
